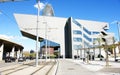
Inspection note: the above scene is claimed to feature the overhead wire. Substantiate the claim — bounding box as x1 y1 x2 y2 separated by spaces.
0 9 17 24
0 0 30 24
0 0 29 3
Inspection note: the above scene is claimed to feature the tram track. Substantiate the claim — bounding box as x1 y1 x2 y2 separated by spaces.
0 59 58 75
0 61 35 75
31 59 57 75
45 61 55 75
30 61 49 75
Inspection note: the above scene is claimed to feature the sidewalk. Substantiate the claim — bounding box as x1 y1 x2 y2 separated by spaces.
69 59 120 75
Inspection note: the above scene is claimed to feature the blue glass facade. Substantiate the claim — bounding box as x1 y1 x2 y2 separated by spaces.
72 19 83 50
83 27 91 35
84 41 91 48
65 17 99 58
73 45 82 50
73 30 82 35
83 34 92 42
72 19 82 28
72 19 92 50
73 37 82 42
93 31 100 34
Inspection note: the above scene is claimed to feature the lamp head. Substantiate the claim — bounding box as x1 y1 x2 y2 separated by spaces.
102 38 106 42
101 31 107 36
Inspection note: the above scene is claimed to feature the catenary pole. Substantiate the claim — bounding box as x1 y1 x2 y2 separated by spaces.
117 22 120 42
36 0 40 67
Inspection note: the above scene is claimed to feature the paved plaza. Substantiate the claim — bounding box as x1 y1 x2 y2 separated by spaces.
69 59 120 75
56 59 101 75
0 59 120 75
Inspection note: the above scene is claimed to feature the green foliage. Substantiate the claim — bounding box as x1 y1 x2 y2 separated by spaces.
49 54 56 58
23 51 30 57
30 53 36 58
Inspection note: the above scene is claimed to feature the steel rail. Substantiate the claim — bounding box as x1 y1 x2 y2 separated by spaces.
45 60 56 75
1 61 34 75
31 60 56 75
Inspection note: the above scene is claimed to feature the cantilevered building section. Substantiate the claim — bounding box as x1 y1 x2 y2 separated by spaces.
14 13 110 59
14 13 67 58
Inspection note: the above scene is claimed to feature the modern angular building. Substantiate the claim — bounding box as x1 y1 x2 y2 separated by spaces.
14 13 111 59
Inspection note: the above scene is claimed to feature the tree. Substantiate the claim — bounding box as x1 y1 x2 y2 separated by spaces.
23 51 30 57
30 50 34 53
30 50 36 59
118 42 120 53
94 35 104 60
108 37 117 61
101 32 113 66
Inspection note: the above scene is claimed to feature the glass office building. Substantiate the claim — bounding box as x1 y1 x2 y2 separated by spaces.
65 17 94 58
14 14 111 59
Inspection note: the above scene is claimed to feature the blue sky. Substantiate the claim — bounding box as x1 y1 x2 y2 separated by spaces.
0 0 120 51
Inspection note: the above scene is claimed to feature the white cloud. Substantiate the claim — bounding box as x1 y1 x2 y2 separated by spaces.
111 20 118 24
11 36 28 40
0 12 2 14
0 34 28 42
0 10 2 14
0 34 11 40
34 2 45 11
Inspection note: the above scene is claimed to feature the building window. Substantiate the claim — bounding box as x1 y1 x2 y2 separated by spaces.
84 41 90 48
73 37 82 42
73 45 82 50
72 19 82 28
83 27 91 35
93 32 99 34
73 30 82 35
83 34 92 42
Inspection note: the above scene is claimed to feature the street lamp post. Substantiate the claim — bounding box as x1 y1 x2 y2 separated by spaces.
110 21 120 61
93 42 95 60
117 22 120 41
113 21 120 61
45 22 48 62
116 21 120 60
36 0 40 67
48 30 51 59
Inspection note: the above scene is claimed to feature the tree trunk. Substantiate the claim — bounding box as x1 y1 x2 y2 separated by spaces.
114 46 117 61
118 44 120 53
105 50 109 66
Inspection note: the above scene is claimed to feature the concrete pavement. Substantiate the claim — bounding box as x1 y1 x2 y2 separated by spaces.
0 59 120 75
70 59 120 75
56 59 104 75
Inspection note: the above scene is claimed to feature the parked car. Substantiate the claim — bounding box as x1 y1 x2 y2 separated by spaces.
115 57 120 61
5 57 16 63
18 57 26 62
5 56 12 63
11 57 16 62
